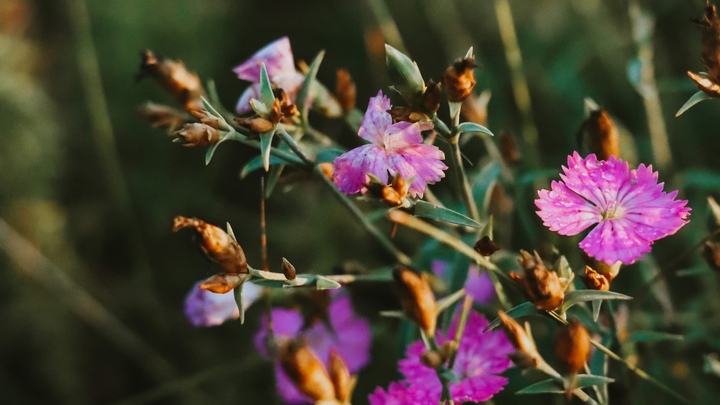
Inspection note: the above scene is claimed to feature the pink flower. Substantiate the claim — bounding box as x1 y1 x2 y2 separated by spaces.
183 281 262 327
535 152 691 265
332 91 447 198
369 312 513 404
233 37 304 113
254 293 371 404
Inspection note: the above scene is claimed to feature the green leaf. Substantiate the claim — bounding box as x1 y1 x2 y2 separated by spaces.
240 155 288 179
484 302 538 332
297 51 325 122
258 63 275 107
205 134 230 165
515 378 564 395
471 162 502 218
626 331 683 343
561 290 632 312
676 266 713 277
259 129 277 171
574 374 615 389
457 122 494 137
436 288 466 315
235 283 246 324
385 44 425 106
449 101 462 125
675 90 713 117
516 168 558 187
682 170 720 191
315 275 341 290
315 148 344 164
413 200 483 228
591 299 602 321
264 163 285 198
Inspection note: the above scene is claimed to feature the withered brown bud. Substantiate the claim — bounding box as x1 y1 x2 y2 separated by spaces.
189 109 222 130
329 351 354 403
282 257 297 281
273 88 299 118
381 174 409 207
499 131 522 165
421 349 445 368
421 79 442 115
335 69 357 112
443 57 476 102
688 70 720 96
173 216 248 274
137 50 205 110
554 319 592 375
700 3 720 83
590 259 621 282
497 310 541 369
278 339 336 402
136 102 188 132
234 116 275 133
199 273 248 294
172 123 219 147
393 268 437 335
582 265 610 291
473 236 500 256
578 109 620 160
510 250 564 311
386 106 426 123
702 240 720 270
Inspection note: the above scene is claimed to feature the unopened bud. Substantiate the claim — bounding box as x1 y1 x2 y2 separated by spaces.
393 268 437 336
443 57 476 102
278 339 336 402
173 216 248 274
473 236 500 256
189 109 223 130
137 50 204 111
234 116 275 133
382 186 403 207
497 310 541 369
199 273 248 294
421 79 442 115
335 69 357 112
172 123 219 147
137 102 187 132
554 319 591 375
385 44 426 106
582 265 610 291
282 258 297 280
510 250 564 311
329 351 354 403
579 109 619 160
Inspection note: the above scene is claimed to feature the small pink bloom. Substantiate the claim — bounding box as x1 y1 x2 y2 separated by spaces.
233 37 304 113
535 152 691 264
183 281 239 327
333 91 447 197
254 293 371 404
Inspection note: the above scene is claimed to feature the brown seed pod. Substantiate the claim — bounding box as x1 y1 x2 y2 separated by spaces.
578 109 620 160
335 69 357 112
421 79 442 115
173 216 248 274
278 339 336 402
199 273 248 294
137 50 205 111
393 268 437 335
582 265 610 291
497 310 541 369
328 351 354 403
443 57 476 102
554 319 592 375
700 3 720 83
702 240 720 270
136 102 188 132
510 250 564 311
172 123 219 147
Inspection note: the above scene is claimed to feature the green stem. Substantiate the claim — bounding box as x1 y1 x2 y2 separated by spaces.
226 131 305 166
427 336 455 405
450 135 480 223
276 125 315 166
447 296 473 369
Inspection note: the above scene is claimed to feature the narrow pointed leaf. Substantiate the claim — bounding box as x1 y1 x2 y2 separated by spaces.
449 101 462 125
379 310 406 318
626 331 683 343
226 222 237 242
484 301 538 332
316 148 344 163
235 284 245 324
676 266 713 277
258 63 275 107
436 288 465 315
264 163 285 198
591 299 602 321
574 374 615 389
471 162 502 217
205 135 230 165
297 50 325 122
413 200 483 228
240 155 288 178
259 129 277 171
315 275 341 290
561 290 632 312
515 378 564 395
457 122 494 137
675 90 712 117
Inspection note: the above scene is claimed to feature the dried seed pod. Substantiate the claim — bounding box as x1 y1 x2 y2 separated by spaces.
328 351 354 403
189 109 223 130
700 2 720 83
582 265 610 291
234 116 275 133
173 216 248 274
497 310 541 369
473 236 500 257
335 69 357 112
137 102 188 132
137 50 205 111
443 57 476 102
199 273 248 294
421 79 442 115
578 108 620 160
554 318 592 375
393 268 437 335
278 339 336 402
510 250 564 311
172 123 219 147
281 257 297 281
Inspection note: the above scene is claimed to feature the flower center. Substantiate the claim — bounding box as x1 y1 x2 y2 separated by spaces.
601 201 624 220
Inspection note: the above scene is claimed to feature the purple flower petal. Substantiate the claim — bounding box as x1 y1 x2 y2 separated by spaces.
359 91 393 144
535 181 602 236
333 144 389 194
183 282 239 327
233 37 296 82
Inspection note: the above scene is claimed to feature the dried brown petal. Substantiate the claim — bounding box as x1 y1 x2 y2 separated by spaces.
393 268 437 335
443 57 476 102
199 273 248 294
172 123 219 147
173 216 248 274
329 351 354 403
137 50 204 111
278 339 336 402
512 250 564 311
579 109 620 160
335 69 357 112
582 265 610 291
497 310 541 369
554 319 592 375
688 70 720 97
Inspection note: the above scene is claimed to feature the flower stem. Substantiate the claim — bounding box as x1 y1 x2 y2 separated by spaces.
447 295 473 370
276 125 315 167
427 335 455 405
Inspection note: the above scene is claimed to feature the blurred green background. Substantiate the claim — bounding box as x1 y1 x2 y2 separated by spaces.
3 0 720 404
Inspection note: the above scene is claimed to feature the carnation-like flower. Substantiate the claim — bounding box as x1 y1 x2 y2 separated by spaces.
254 293 371 404
183 281 262 327
535 152 691 265
369 312 513 404
233 37 304 114
432 260 496 305
333 91 447 198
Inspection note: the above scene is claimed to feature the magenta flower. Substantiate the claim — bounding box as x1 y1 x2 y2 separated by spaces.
432 260 496 304
183 281 262 327
333 91 447 198
535 152 690 265
233 37 303 114
369 312 513 404
254 293 371 404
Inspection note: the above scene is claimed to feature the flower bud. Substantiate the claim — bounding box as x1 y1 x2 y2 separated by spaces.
443 57 476 102
329 351 355 403
172 123 219 147
335 69 357 112
173 216 248 274
278 339 336 402
393 267 437 336
473 236 499 257
282 257 297 281
234 116 275 133
579 109 619 160
510 250 564 311
421 79 442 115
136 102 187 132
137 50 204 111
582 265 610 291
189 109 223 130
199 273 248 294
554 319 592 375
385 44 426 106
497 310 541 369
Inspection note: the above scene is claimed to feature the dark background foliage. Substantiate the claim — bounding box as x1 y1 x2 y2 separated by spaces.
2 0 720 404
